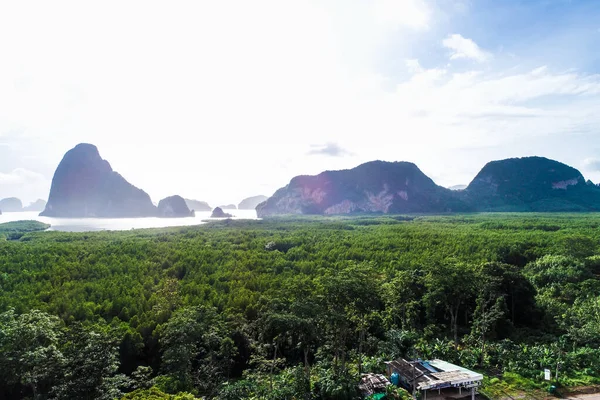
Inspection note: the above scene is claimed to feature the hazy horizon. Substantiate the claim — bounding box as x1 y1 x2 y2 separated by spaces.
2 0 600 205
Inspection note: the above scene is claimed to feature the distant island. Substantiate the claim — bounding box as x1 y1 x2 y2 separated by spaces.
257 157 600 217
23 199 47 212
40 143 157 218
22 143 600 219
0 198 47 213
238 195 268 210
0 197 23 212
211 207 233 218
184 199 212 212
157 195 194 218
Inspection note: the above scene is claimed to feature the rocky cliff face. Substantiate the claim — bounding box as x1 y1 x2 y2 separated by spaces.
158 195 194 217
239 195 268 210
257 157 600 216
40 144 157 217
0 198 23 212
257 161 470 217
465 156 600 211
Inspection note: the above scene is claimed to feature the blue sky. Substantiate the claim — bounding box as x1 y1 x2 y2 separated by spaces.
1 0 600 205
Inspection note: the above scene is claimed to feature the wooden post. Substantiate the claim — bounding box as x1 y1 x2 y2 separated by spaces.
412 362 416 396
471 387 475 400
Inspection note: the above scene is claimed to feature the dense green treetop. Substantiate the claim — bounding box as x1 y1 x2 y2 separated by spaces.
0 214 598 399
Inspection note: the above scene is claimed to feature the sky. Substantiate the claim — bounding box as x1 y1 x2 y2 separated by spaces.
2 0 600 206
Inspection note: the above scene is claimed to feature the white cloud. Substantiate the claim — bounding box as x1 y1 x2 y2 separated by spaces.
583 158 600 172
0 168 45 185
405 59 423 73
308 142 354 157
443 34 492 62
373 0 430 29
0 168 50 203
338 62 600 186
530 66 548 76
0 1 600 201
394 64 600 121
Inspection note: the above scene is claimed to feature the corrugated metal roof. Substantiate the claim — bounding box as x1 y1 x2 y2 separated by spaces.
385 358 483 391
358 373 392 396
428 359 484 381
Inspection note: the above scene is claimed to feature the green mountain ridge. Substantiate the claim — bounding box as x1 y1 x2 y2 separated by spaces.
464 156 600 212
257 157 600 216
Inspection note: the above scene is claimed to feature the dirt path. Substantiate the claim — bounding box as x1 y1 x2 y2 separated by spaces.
564 394 600 400
561 386 600 399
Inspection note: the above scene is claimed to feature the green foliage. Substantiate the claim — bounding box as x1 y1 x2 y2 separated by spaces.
480 372 546 399
218 379 263 400
155 305 233 394
120 386 199 399
0 214 599 398
0 308 64 398
0 220 49 240
52 323 128 400
385 385 412 400
312 365 360 400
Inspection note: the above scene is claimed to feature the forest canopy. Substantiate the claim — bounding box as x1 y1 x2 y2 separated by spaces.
0 214 599 399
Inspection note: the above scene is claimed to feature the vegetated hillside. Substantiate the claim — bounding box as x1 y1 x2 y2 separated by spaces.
0 214 598 399
465 156 600 211
259 157 600 216
0 220 49 240
257 161 470 217
41 143 157 218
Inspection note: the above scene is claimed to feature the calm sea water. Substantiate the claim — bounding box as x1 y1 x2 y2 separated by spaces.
0 210 258 232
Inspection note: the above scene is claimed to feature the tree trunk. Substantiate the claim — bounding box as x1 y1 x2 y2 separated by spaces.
358 324 364 374
333 328 340 373
304 347 310 374
270 342 277 390
510 286 515 323
450 309 456 342
340 330 347 374
449 302 460 343
479 296 487 366
480 331 486 367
